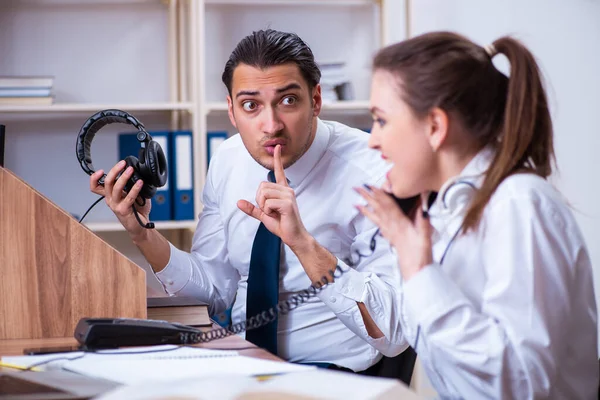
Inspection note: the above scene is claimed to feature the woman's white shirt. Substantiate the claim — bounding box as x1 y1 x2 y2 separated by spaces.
399 147 598 399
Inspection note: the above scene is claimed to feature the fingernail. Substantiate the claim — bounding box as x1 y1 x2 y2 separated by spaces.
118 160 126 167
126 166 133 174
136 180 143 186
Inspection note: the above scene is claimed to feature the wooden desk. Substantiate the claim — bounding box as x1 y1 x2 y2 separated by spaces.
0 330 280 361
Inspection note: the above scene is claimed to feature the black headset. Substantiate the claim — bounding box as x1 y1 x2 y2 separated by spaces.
75 109 168 229
76 109 168 199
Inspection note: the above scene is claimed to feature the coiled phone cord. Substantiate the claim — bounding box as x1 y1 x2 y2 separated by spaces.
178 264 346 344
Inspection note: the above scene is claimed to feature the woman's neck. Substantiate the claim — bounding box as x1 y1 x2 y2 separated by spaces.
432 145 481 192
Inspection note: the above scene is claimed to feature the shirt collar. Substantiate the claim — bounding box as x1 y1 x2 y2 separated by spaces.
280 118 330 187
431 145 496 215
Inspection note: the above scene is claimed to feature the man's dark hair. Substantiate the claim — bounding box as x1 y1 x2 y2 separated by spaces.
222 29 321 95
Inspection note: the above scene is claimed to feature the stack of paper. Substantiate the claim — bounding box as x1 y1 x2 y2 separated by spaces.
1 345 236 372
1 345 314 386
63 349 314 385
96 368 422 400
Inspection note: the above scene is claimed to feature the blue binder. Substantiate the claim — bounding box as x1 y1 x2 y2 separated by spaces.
118 131 172 221
207 131 228 167
170 130 194 221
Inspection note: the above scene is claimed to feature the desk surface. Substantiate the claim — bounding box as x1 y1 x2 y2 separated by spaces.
0 331 281 361
0 329 282 399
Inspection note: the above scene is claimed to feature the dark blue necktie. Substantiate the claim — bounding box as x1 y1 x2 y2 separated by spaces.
245 171 281 355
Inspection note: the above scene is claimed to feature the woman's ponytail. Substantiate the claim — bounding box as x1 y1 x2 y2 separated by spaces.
462 36 555 231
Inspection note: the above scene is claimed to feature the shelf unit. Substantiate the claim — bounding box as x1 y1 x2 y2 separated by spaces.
0 0 408 236
0 102 193 113
85 219 196 232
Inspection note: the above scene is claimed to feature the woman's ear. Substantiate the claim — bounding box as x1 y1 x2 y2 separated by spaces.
427 107 449 152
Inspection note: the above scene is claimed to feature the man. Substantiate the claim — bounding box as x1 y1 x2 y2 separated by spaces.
90 29 407 373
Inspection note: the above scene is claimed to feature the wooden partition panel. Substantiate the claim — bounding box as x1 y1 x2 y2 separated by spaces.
0 167 146 340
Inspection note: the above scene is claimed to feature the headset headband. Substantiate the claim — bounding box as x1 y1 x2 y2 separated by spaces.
75 109 150 184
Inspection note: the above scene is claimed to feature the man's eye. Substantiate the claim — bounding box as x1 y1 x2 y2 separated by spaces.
281 96 296 106
242 101 257 112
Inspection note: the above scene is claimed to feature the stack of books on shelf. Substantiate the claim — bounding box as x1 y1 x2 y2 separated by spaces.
0 75 54 106
318 61 354 104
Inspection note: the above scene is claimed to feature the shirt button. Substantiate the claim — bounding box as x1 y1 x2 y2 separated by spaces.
330 297 337 303
167 279 174 285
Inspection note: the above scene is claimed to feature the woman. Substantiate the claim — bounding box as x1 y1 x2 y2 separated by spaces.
356 31 598 399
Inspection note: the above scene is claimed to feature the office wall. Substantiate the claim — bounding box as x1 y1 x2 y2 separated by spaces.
410 0 600 339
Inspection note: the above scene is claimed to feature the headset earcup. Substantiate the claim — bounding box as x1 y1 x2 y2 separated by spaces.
142 140 168 187
122 156 156 199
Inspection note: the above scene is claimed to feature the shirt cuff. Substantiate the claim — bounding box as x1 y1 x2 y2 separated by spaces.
154 242 193 295
403 263 469 329
317 258 367 314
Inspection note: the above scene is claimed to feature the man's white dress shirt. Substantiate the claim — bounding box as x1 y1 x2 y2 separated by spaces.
155 119 407 371
399 146 598 399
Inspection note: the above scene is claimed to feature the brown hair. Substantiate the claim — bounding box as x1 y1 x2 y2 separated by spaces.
373 31 554 231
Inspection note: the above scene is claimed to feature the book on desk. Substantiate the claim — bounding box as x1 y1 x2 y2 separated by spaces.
147 296 211 327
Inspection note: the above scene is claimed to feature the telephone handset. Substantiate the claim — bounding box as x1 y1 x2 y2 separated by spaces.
392 194 421 218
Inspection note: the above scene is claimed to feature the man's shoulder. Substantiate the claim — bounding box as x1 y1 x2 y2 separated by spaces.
206 134 246 183
209 134 245 167
322 120 387 182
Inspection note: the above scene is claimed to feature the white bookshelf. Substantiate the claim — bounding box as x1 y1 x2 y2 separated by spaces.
1 0 405 238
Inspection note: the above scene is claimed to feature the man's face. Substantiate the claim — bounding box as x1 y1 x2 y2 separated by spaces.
227 63 322 171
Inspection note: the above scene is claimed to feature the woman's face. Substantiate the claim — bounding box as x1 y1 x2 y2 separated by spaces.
368 70 437 198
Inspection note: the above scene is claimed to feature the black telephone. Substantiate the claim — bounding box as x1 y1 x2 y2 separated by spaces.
74 318 201 348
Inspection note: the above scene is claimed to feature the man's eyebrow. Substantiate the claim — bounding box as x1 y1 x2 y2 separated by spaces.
276 83 302 93
235 90 259 99
234 83 302 99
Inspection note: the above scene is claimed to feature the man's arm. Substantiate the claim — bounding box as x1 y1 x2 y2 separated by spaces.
89 161 171 272
237 145 407 355
289 233 384 339
131 228 171 273
90 159 239 315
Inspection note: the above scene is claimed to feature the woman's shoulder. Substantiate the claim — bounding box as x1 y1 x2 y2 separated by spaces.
485 172 576 230
491 172 565 206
